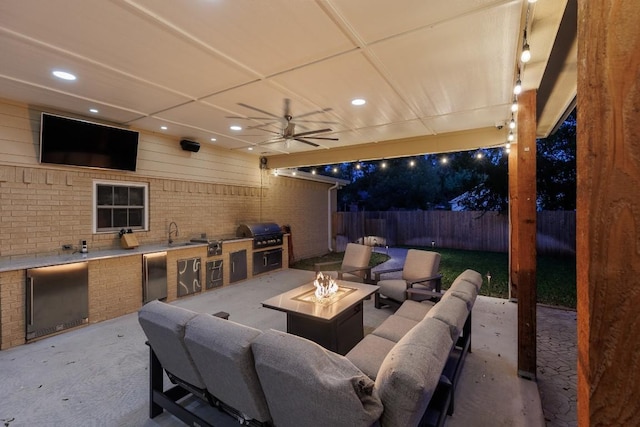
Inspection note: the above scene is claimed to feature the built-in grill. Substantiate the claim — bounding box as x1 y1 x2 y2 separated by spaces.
237 223 284 275
236 222 283 249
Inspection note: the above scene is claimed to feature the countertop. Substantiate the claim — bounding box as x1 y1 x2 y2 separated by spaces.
0 238 254 272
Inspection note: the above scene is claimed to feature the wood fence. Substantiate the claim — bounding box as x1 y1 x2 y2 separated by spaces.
333 210 576 256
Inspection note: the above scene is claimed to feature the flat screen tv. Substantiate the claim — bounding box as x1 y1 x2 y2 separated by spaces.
40 113 139 171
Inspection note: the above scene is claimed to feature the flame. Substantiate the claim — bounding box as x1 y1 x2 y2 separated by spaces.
314 272 338 300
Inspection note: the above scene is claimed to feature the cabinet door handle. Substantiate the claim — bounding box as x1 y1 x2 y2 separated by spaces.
232 261 235 273
27 277 34 326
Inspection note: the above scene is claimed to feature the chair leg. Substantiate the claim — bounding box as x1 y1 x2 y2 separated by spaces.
374 292 382 309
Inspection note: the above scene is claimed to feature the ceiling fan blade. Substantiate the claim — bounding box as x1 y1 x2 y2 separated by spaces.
293 119 340 125
237 103 281 119
294 138 320 147
225 115 275 121
295 107 333 119
293 128 332 138
302 136 339 141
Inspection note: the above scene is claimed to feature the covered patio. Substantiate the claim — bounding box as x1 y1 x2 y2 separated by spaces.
0 263 570 426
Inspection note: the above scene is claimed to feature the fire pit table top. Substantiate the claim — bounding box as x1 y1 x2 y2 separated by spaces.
261 280 379 322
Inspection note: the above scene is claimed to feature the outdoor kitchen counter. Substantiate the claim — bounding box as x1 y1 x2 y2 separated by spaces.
0 238 254 273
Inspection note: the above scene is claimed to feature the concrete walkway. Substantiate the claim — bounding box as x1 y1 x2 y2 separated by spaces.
374 246 578 426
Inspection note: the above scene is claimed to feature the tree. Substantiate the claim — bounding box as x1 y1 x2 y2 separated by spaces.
308 111 576 212
536 112 576 210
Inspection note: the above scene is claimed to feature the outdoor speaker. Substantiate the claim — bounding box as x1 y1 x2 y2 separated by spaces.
180 139 200 152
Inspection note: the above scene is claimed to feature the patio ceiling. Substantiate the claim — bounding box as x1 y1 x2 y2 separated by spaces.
0 0 575 169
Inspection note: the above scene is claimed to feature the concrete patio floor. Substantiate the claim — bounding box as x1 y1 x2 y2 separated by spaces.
0 253 575 426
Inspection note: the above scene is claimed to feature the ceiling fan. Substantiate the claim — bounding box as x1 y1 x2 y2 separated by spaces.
230 99 339 147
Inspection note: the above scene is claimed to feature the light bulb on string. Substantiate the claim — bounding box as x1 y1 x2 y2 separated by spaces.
509 116 516 129
511 99 518 112
508 131 515 141
521 43 531 63
514 78 522 95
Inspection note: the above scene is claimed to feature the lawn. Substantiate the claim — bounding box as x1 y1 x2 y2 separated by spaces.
291 246 576 309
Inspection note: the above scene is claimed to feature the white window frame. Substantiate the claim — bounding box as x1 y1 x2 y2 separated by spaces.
93 180 149 234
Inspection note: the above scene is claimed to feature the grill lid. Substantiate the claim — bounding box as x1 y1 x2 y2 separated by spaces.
236 222 281 238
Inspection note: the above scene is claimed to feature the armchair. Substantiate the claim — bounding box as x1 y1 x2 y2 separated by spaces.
374 249 442 309
314 243 373 283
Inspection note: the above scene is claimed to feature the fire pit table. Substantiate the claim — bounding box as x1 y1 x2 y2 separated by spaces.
261 279 379 355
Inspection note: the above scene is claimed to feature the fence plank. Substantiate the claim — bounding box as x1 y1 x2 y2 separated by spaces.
334 211 575 256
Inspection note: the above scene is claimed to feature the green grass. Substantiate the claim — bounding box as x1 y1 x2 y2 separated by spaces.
291 247 576 309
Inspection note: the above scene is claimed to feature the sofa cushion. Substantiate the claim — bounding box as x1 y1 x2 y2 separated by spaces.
372 315 419 343
426 295 469 342
252 329 383 427
138 300 204 389
456 269 483 290
184 313 271 423
446 278 479 310
346 334 396 380
375 317 453 427
394 300 435 322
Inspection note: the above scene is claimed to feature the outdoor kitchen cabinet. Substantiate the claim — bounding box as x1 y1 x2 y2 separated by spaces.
229 249 247 283
25 262 89 341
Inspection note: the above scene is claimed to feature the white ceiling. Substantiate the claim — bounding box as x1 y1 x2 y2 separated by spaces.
0 0 575 166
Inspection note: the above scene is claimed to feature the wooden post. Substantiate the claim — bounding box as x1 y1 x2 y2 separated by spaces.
513 89 537 379
577 1 640 424
508 134 519 301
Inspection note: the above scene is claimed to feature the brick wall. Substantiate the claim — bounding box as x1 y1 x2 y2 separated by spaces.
0 270 24 349
88 255 142 323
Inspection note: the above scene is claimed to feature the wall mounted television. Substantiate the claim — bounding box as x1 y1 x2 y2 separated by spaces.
39 113 139 172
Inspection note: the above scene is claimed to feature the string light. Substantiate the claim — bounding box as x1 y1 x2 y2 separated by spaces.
332 166 338 173
514 78 522 95
521 29 531 63
441 157 448 164
381 160 387 169
511 98 518 112
508 131 515 141
355 161 361 170
409 159 416 167
509 115 516 129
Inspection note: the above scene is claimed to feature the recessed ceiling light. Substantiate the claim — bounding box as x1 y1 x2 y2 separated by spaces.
210 137 217 142
160 126 168 130
230 125 242 131
52 70 76 81
351 98 366 106
89 108 99 113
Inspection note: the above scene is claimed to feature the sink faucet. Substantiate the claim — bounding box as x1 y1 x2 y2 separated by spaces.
168 221 179 244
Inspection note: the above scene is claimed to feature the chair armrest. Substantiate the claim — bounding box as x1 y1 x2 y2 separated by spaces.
407 274 443 292
406 288 443 300
313 260 342 271
373 267 404 281
337 265 372 282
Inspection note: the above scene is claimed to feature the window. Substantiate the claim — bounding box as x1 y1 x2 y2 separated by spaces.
93 180 148 233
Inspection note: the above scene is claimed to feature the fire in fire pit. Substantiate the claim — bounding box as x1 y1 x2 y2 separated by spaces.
314 272 338 300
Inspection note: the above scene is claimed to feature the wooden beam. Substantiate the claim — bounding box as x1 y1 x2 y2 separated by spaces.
577 1 640 425
266 127 506 169
514 89 537 379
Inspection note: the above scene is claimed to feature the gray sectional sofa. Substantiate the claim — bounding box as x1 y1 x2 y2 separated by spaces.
138 269 483 427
